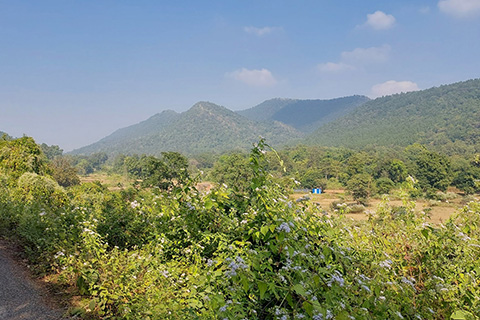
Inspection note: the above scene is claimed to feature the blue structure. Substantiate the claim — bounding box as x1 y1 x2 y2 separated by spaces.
312 188 322 194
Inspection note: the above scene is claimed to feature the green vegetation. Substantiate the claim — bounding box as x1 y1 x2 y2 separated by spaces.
71 102 303 156
307 79 480 154
70 79 480 159
1 136 480 319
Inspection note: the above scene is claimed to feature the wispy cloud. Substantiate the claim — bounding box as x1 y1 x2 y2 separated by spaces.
341 45 391 64
361 11 396 30
371 80 419 98
318 45 391 73
317 62 356 73
438 0 480 18
244 26 282 36
227 68 278 87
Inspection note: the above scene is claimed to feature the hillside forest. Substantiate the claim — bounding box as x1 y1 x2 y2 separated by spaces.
1 134 480 319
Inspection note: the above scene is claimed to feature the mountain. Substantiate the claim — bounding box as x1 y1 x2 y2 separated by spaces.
237 98 297 122
306 79 480 152
71 102 303 156
0 131 12 139
238 96 370 132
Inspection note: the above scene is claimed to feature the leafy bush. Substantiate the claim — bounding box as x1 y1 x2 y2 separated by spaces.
1 137 480 319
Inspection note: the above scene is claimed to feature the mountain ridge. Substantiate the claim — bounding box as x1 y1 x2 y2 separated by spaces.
306 78 480 153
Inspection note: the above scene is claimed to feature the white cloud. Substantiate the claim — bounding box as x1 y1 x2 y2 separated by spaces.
438 0 480 18
371 80 420 98
227 68 278 87
244 26 281 36
364 11 396 30
317 62 356 73
341 45 391 65
318 45 390 74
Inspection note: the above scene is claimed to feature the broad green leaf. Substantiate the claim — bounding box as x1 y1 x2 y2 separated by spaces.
451 310 475 320
258 281 268 299
293 283 306 296
261 225 269 236
303 301 313 316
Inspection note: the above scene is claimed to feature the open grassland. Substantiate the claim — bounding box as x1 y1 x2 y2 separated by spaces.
292 189 474 224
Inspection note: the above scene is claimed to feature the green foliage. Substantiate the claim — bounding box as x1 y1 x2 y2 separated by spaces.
40 143 63 160
308 79 480 154
347 173 375 205
71 102 303 156
1 137 480 320
410 147 452 192
300 169 327 190
0 136 50 178
376 177 395 195
125 152 190 190
210 152 252 193
16 172 67 208
50 156 81 187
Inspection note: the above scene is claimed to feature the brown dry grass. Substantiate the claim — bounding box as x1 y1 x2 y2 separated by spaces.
292 189 469 224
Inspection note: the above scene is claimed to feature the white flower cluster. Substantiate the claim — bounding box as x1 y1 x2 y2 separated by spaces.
312 310 333 320
401 277 416 291
379 259 392 269
277 222 294 233
225 256 248 277
328 270 345 287
130 200 139 209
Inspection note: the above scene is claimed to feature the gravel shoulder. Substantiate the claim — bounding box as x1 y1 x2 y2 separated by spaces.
0 240 69 320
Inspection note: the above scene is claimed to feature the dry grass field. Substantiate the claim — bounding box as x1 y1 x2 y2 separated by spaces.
292 189 474 224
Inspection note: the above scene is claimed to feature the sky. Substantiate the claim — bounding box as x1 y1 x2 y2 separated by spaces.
1 0 480 151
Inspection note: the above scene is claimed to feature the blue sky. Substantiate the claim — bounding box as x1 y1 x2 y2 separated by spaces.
1 0 479 151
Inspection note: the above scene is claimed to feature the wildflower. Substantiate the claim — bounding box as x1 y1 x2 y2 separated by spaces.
206 259 216 267
326 310 333 319
395 311 404 319
328 270 345 287
225 256 248 277
401 277 416 291
379 259 392 269
130 200 139 209
277 222 291 233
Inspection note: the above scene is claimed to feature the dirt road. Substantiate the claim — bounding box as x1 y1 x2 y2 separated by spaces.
0 240 68 320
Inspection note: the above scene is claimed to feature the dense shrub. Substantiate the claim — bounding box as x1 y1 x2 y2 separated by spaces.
0 138 479 319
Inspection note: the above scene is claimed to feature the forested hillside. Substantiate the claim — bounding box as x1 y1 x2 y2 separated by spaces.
72 102 303 156
0 131 11 139
238 96 369 132
307 79 480 154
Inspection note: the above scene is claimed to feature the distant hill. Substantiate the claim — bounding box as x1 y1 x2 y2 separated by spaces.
0 131 12 139
238 96 370 132
71 102 303 156
306 79 480 152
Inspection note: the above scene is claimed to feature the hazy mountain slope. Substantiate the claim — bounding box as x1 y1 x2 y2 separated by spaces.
238 96 370 132
71 110 181 155
71 102 303 156
0 131 12 140
237 98 296 121
306 79 480 151
271 96 370 132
